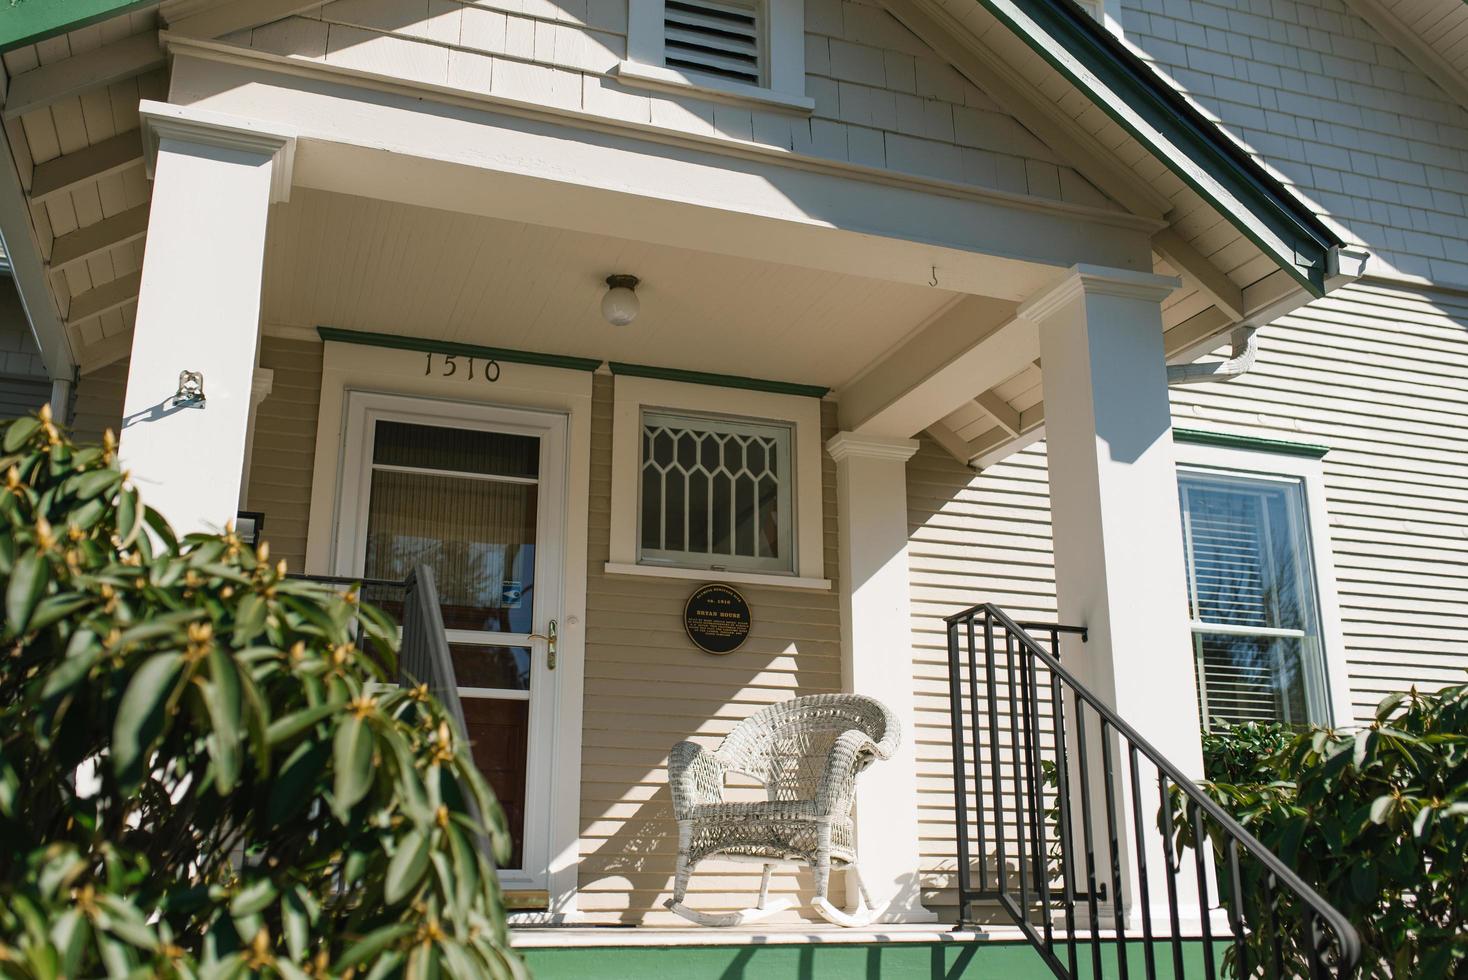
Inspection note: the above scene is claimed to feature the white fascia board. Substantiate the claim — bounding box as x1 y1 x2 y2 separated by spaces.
162 47 1158 300
0 124 74 380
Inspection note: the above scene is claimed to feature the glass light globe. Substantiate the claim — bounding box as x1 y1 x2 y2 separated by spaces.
602 275 640 326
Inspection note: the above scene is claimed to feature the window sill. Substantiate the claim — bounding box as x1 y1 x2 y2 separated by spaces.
603 561 831 591
613 60 815 115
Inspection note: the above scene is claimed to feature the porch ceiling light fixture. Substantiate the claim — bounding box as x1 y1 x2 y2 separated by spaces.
602 274 640 326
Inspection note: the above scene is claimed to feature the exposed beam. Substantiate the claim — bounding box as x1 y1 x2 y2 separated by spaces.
975 390 1021 437
0 121 73 377
838 295 1035 438
165 0 325 40
1152 228 1244 320
4 33 164 120
972 404 1046 469
47 204 149 272
925 418 982 468
30 130 144 204
1163 305 1234 363
887 0 1172 219
65 270 142 325
78 329 134 374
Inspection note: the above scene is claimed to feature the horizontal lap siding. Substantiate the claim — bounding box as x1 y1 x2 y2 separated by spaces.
908 280 1468 920
578 373 845 923
1171 282 1468 721
245 337 323 571
71 361 127 445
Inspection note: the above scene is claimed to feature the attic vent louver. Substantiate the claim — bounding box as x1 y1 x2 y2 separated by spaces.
664 0 763 85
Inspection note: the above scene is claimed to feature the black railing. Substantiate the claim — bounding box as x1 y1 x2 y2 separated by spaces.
946 602 1361 979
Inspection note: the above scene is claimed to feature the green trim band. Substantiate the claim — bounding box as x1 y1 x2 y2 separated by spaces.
1174 428 1329 458
316 327 603 372
608 362 829 398
0 0 155 53
982 0 1340 296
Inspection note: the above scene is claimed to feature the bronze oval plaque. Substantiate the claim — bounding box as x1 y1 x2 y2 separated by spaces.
683 584 752 655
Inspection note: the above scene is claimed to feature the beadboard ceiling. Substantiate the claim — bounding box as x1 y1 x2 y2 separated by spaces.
260 186 960 392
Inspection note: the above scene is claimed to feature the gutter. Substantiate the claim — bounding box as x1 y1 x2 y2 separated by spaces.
1167 326 1256 386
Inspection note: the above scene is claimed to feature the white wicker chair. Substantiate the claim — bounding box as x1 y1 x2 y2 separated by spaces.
664 694 900 927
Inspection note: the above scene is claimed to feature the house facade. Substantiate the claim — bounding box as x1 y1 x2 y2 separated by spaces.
0 0 1462 965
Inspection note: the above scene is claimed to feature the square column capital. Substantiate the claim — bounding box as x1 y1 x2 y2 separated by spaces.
140 101 297 202
1019 264 1180 324
826 432 920 464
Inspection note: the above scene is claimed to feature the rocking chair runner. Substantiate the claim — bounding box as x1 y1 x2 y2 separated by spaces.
664 694 900 927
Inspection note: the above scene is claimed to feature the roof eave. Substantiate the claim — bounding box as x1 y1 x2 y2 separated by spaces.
0 0 157 55
981 0 1345 297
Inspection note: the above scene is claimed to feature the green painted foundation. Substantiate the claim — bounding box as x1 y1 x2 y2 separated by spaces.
521 939 1217 979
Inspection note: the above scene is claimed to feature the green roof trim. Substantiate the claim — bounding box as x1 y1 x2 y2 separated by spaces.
0 0 156 53
608 361 829 398
1174 428 1330 458
316 326 604 372
981 0 1342 297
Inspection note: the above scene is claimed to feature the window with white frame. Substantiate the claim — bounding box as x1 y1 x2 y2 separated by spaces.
639 410 793 573
1178 469 1329 729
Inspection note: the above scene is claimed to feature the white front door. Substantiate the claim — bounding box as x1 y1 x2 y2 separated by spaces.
335 390 567 891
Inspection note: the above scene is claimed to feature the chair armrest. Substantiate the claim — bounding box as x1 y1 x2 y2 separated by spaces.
816 729 885 815
668 740 726 819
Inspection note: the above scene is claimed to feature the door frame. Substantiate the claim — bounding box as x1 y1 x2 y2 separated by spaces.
304 338 593 912
335 391 565 892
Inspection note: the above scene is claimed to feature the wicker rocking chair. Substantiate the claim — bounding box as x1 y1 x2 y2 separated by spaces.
664 694 900 928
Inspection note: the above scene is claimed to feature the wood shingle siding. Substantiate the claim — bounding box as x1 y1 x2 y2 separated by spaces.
227 0 1115 209
909 279 1468 918
244 337 323 572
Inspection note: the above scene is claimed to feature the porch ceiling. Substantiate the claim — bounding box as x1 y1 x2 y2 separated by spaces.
260 187 960 391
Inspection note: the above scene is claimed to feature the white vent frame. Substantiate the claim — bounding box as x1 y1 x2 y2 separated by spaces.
620 0 812 113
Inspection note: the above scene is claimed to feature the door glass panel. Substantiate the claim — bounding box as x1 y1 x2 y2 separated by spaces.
360 419 540 869
462 696 530 869
451 644 532 691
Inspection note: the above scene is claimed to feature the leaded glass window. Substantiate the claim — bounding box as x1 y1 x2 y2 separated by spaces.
639 411 794 573
1179 470 1328 730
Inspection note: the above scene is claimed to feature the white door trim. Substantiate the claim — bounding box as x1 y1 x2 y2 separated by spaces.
304 341 592 912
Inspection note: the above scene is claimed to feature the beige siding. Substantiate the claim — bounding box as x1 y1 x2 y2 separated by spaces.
228 0 1115 208
71 360 128 445
577 373 845 922
245 337 324 571
908 279 1468 918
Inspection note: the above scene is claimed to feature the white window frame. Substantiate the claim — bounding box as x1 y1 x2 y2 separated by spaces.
1174 441 1352 728
618 0 814 113
608 374 830 590
638 409 795 574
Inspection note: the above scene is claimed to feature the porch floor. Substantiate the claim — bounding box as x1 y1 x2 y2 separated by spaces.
510 922 1005 948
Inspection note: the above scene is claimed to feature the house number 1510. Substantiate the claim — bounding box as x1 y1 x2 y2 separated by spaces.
425 351 500 383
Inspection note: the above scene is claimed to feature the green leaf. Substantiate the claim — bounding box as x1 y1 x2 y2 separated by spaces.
202 646 242 793
334 924 414 972
27 592 93 633
268 739 330 827
266 701 343 746
5 552 50 636
116 487 142 548
112 652 184 789
385 829 431 904
4 416 41 452
231 593 267 646
332 714 375 818
68 469 121 501
1369 795 1396 825
228 878 277 918
94 895 158 951
281 887 311 961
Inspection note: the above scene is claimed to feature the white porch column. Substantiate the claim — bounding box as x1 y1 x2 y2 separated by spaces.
1025 265 1205 923
119 103 294 536
827 432 936 923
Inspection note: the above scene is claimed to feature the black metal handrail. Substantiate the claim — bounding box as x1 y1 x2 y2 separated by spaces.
945 602 1361 979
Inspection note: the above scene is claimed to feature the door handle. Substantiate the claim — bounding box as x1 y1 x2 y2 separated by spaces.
527 619 558 670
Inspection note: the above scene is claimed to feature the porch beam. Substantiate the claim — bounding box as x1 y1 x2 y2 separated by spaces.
837 295 1033 438
925 418 982 467
3 33 164 119
65 271 142 325
974 390 1020 437
163 48 1159 301
47 204 150 272
29 130 144 205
